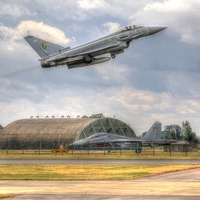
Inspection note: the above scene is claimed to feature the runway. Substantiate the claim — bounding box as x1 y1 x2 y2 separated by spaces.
1 168 200 199
0 158 199 165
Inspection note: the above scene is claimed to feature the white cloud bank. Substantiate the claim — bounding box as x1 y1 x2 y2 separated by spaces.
130 0 200 46
0 20 70 45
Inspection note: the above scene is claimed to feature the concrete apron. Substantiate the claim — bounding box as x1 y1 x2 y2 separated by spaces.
0 180 200 197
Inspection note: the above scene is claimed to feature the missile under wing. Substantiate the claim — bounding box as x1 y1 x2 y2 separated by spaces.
24 24 166 69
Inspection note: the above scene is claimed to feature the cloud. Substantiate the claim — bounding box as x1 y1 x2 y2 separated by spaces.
94 61 129 84
0 3 33 18
0 20 71 76
78 0 109 10
102 22 120 33
130 0 200 46
144 0 194 12
0 20 70 44
33 0 89 21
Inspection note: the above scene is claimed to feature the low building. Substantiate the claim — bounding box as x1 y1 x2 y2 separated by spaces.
163 142 198 152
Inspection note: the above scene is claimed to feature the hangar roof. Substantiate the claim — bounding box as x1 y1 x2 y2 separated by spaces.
2 118 96 137
0 117 136 149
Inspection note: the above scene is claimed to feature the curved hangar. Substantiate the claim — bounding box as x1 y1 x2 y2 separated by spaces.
0 117 136 149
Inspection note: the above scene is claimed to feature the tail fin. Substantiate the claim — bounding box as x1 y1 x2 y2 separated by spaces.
142 121 161 141
24 35 64 59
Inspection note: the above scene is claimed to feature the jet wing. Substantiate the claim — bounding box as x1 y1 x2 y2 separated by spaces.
46 41 120 63
110 138 141 143
88 138 141 145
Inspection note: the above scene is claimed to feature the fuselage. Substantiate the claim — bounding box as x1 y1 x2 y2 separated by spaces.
63 26 148 58
69 132 140 147
25 24 166 68
41 25 166 68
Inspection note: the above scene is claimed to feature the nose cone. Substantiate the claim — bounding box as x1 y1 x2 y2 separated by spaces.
69 139 87 147
148 26 167 35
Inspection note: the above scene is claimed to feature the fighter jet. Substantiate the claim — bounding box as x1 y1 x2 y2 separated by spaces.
24 24 166 69
69 121 176 153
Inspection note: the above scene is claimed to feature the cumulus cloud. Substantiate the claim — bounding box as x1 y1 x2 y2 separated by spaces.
144 0 194 12
78 0 109 10
94 61 129 83
0 20 70 44
0 3 33 18
102 22 120 33
0 20 71 70
130 0 200 46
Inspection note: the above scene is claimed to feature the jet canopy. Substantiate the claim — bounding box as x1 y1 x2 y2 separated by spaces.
116 24 144 33
88 133 104 139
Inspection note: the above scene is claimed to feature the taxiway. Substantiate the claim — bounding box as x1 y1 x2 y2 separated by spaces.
0 158 199 165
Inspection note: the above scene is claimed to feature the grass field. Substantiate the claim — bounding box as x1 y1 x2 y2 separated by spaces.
0 150 200 198
0 149 199 199
0 164 199 181
0 149 199 181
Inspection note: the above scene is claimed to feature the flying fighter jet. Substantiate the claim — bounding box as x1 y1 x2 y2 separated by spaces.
69 121 176 153
24 24 166 69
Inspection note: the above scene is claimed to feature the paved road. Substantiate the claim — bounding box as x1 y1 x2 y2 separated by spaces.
0 158 200 165
0 168 200 199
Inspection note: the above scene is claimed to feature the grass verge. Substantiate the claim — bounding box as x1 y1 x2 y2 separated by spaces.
1 149 200 159
0 164 199 181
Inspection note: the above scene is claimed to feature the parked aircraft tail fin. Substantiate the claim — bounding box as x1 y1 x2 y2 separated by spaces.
142 121 161 141
24 35 65 59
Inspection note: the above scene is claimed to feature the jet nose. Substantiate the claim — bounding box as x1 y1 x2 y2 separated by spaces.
148 26 167 35
69 139 87 147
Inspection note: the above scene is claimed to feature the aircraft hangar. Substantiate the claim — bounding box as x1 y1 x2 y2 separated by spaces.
0 117 136 149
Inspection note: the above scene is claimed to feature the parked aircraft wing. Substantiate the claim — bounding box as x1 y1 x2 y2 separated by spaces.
109 138 141 143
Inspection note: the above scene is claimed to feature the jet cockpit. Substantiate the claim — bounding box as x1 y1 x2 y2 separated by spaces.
117 25 144 33
88 133 104 139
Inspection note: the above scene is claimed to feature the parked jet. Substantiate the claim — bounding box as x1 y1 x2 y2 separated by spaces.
24 24 166 69
69 121 176 153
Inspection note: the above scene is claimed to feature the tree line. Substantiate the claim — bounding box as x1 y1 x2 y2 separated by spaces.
163 121 199 143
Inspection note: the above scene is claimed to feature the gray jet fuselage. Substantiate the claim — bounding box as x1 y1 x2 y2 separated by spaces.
69 121 177 153
25 25 166 69
69 133 142 147
46 26 147 60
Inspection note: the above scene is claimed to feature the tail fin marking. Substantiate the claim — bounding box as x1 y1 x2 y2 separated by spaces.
142 121 161 141
24 35 65 58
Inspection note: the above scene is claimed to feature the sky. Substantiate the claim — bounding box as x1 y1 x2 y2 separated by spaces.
0 0 200 135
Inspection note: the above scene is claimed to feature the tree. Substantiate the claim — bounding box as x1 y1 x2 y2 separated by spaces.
141 132 147 138
164 125 181 140
169 130 176 140
181 121 198 143
0 124 3 130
